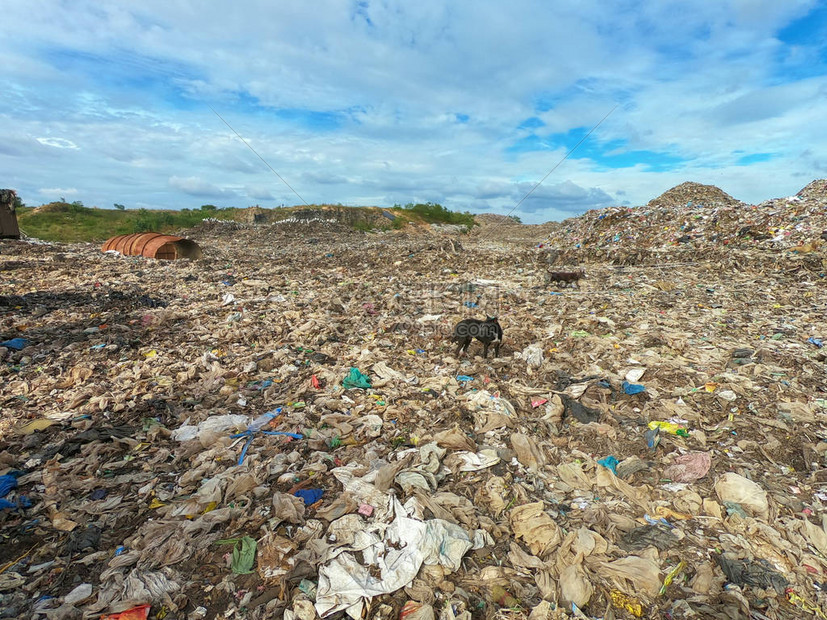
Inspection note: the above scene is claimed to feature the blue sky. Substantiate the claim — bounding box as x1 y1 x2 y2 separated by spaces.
2 1 826 223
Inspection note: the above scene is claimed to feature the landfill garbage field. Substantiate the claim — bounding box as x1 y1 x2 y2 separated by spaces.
1 181 827 620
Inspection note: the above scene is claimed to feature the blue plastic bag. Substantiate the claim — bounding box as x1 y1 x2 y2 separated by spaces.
294 488 324 505
597 456 619 475
0 338 27 351
622 381 646 395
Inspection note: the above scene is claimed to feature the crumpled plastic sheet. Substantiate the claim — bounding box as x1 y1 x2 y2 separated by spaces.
315 499 490 618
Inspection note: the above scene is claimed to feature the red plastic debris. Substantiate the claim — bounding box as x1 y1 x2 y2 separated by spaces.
101 604 151 620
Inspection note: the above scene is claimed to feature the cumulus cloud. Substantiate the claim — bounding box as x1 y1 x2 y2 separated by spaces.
1 1 825 219
168 176 231 198
515 180 617 214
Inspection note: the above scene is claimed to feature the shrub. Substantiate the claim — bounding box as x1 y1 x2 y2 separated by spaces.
353 221 375 232
67 201 90 214
134 208 154 232
402 202 476 227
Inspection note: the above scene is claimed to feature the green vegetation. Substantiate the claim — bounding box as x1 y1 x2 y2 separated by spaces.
401 202 476 227
16 202 238 242
352 221 376 233
14 200 478 242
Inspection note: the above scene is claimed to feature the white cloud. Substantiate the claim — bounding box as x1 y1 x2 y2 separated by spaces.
39 187 79 198
36 137 79 149
168 176 232 198
0 1 825 223
515 181 616 215
245 186 276 201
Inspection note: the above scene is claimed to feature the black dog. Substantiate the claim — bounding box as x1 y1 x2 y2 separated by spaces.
546 269 586 288
453 316 503 358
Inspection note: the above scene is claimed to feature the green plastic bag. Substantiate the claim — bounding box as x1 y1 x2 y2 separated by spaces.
342 367 371 390
216 536 257 574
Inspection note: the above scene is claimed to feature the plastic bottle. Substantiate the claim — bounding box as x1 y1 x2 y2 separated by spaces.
248 408 282 432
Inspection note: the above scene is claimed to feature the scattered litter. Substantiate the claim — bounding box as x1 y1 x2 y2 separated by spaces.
647 420 689 437
597 455 619 475
342 367 372 389
715 553 788 594
0 337 27 350
622 381 646 395
714 472 769 519
294 488 324 505
216 536 257 575
64 582 93 605
101 605 151 620
3 180 827 617
663 451 712 482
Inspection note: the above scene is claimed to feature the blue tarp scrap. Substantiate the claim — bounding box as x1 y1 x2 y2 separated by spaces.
294 488 324 505
597 455 619 475
231 428 303 466
0 473 30 511
622 381 646 395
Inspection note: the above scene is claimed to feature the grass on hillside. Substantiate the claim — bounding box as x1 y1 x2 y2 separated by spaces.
400 202 476 228
16 203 238 243
14 201 477 242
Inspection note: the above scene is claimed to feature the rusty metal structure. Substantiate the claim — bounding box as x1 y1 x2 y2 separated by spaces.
101 233 203 260
0 189 21 239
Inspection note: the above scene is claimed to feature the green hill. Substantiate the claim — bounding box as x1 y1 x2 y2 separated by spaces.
15 202 239 242
15 201 476 242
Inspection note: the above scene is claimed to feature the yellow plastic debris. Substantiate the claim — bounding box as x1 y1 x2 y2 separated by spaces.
610 590 643 617
660 561 687 595
787 590 827 619
15 418 55 435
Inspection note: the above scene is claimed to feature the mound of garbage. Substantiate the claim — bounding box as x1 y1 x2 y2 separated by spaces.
1 186 826 620
540 181 827 264
645 181 745 210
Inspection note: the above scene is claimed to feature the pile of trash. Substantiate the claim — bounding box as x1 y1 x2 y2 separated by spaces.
542 180 827 259
1 184 827 620
645 182 745 210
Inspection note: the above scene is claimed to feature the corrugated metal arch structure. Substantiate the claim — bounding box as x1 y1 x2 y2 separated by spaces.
102 233 203 260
